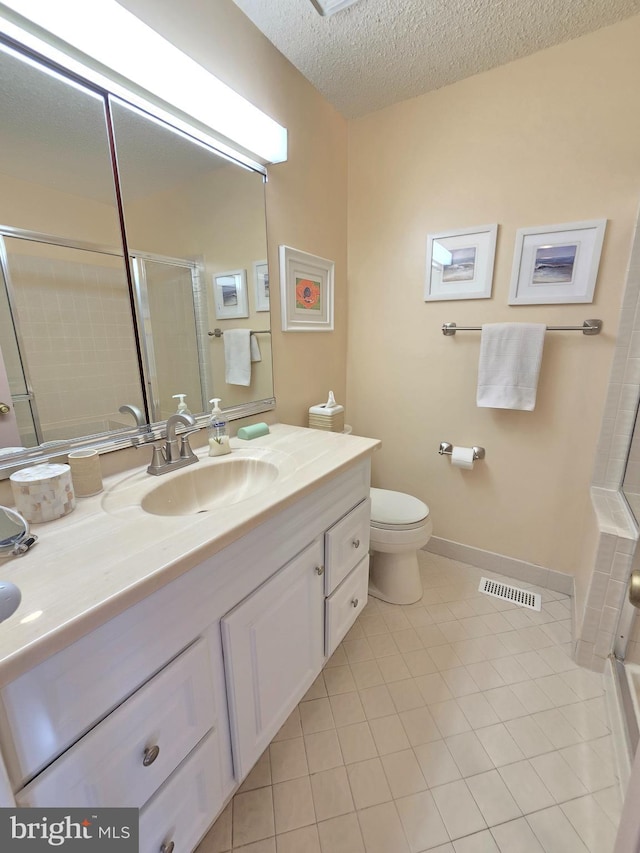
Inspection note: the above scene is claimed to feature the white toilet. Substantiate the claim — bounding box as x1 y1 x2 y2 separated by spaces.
368 487 432 605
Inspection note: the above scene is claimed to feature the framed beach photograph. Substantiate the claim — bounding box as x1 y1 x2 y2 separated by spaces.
425 224 498 301
509 219 606 305
279 245 334 332
253 260 270 312
213 269 249 319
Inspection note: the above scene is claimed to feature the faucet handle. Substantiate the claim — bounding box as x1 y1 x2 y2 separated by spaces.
141 440 168 475
179 429 200 461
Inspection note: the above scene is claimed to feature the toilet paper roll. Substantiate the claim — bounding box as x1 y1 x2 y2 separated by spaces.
451 446 475 470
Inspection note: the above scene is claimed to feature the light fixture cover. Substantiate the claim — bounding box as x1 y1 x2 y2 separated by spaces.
309 0 361 16
0 0 288 165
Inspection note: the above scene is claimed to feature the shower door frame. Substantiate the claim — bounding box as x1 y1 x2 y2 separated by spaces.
129 251 210 422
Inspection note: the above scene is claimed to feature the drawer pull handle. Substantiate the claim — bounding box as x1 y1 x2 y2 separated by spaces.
351 598 359 608
315 565 325 576
143 745 160 766
352 539 360 548
161 842 175 853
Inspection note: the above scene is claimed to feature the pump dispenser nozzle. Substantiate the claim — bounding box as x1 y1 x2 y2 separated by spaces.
172 394 191 415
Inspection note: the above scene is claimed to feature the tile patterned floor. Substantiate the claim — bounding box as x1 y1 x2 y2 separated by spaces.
197 551 623 853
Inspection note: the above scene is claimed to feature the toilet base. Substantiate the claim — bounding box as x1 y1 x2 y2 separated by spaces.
368 550 423 605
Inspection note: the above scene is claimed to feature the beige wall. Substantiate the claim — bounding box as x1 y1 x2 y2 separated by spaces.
348 16 640 576
119 0 349 426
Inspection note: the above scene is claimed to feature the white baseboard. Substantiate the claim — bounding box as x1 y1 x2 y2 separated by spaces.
424 536 573 595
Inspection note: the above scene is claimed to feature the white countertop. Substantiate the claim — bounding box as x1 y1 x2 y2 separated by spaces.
0 424 380 685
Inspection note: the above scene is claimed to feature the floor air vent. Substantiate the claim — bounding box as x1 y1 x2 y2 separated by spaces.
479 577 541 611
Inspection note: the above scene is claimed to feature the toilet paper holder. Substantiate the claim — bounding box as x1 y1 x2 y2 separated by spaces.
439 442 485 461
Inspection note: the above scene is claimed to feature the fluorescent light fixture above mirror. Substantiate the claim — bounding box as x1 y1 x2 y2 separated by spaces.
0 0 287 167
309 0 362 16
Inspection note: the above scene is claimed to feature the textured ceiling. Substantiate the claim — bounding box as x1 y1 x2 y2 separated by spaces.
232 0 640 118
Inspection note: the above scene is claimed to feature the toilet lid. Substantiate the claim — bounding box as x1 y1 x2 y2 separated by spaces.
370 488 429 526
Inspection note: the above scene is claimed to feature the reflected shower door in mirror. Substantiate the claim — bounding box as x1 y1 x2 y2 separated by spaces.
131 254 207 421
110 98 273 415
0 236 144 446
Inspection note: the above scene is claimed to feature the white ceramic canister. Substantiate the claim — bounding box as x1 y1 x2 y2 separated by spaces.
10 463 76 523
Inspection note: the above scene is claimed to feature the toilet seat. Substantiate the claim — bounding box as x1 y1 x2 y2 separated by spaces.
370 487 429 531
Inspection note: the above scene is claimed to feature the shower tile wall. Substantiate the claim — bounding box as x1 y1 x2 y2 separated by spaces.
6 244 142 441
576 212 640 671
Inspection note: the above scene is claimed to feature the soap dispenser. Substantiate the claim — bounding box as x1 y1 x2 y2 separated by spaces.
172 394 191 415
208 398 231 457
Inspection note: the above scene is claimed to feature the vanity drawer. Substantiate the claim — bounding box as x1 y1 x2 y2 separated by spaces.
16 640 216 809
325 556 369 657
324 497 370 594
139 730 223 853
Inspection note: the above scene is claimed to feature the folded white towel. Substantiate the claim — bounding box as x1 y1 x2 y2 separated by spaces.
224 329 252 386
477 323 546 411
250 334 262 363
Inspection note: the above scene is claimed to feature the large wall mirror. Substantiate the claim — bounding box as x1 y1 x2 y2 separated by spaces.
0 38 273 472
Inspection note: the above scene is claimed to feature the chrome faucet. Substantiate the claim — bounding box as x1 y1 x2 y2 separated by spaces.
139 413 199 476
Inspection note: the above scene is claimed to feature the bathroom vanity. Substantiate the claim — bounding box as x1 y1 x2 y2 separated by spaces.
0 425 379 852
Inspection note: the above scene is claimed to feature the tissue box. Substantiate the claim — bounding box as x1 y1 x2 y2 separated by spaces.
308 405 345 433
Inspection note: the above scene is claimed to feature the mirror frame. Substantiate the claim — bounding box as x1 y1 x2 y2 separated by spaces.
0 36 275 478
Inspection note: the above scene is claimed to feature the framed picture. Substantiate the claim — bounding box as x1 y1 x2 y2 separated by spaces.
253 260 270 312
509 219 606 305
213 269 249 319
425 224 497 301
279 245 334 332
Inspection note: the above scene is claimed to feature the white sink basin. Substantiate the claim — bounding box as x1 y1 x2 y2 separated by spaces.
142 457 278 516
102 447 297 518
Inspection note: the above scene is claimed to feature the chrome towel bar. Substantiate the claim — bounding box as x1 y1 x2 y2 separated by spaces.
208 328 271 337
442 319 602 336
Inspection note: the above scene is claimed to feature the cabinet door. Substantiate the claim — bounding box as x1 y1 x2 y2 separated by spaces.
222 538 324 779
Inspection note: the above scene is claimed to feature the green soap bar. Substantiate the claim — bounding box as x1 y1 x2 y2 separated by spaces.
237 422 270 440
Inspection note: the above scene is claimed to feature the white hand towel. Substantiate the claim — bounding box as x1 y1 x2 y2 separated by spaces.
477 323 546 411
224 329 252 386
250 334 262 363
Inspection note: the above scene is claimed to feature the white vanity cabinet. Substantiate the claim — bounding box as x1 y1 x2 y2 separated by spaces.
0 453 373 852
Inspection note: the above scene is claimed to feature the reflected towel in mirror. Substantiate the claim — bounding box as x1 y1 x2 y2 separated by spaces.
224 329 260 386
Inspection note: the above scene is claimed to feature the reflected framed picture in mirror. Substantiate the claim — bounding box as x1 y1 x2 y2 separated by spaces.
253 261 270 312
213 270 249 319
